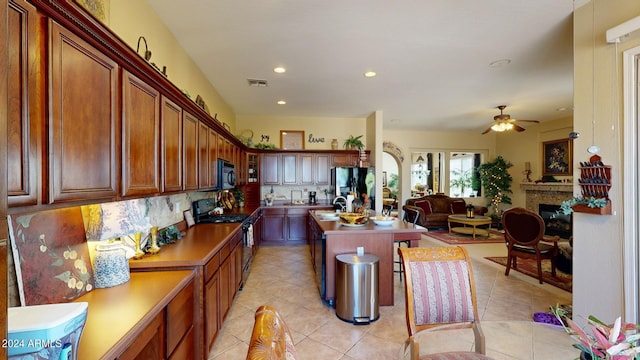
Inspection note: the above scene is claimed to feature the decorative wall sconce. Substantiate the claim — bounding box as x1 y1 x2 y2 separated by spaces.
136 36 167 77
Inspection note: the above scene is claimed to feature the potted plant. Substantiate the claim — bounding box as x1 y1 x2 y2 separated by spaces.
559 196 610 215
477 156 513 220
343 135 364 150
450 169 472 196
550 305 640 359
233 188 245 208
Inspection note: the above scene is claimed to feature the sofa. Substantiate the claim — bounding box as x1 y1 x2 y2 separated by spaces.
404 194 488 229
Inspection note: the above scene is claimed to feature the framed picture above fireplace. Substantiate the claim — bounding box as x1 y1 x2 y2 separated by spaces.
542 138 572 176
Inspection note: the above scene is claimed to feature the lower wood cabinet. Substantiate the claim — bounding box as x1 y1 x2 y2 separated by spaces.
262 206 332 245
118 312 165 360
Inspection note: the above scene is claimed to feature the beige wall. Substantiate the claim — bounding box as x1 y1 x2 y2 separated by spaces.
572 0 640 322
496 117 573 208
236 115 367 150
108 0 235 129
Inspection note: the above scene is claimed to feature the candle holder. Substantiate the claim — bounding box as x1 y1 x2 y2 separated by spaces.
523 169 532 182
148 226 160 254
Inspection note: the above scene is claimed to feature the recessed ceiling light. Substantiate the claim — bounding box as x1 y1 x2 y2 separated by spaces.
364 71 377 78
277 100 286 105
274 67 286 74
488 59 511 68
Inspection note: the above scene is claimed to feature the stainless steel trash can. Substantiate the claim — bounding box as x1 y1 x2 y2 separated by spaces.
335 253 379 324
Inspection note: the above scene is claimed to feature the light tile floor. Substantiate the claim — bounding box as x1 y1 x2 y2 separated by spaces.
209 235 576 359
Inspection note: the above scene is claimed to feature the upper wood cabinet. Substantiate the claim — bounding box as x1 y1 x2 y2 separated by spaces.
49 20 118 203
261 153 280 185
183 112 198 191
315 154 330 185
8 0 42 207
198 123 218 190
282 154 297 185
121 70 160 197
161 96 183 193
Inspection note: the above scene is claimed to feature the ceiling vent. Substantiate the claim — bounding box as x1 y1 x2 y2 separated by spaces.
247 79 268 87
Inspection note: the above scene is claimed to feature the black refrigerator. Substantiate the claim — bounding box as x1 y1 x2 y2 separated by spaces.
330 167 376 210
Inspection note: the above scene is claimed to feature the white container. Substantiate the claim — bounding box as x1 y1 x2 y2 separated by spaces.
8 302 88 360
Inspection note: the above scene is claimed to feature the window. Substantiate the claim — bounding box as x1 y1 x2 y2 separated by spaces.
411 151 483 198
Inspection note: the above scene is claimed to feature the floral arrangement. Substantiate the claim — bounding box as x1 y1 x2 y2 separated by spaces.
551 305 640 359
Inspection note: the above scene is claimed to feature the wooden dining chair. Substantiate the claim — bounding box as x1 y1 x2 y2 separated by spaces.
398 246 488 358
501 207 559 284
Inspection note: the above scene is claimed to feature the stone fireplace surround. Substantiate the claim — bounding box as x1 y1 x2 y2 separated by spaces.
520 183 574 211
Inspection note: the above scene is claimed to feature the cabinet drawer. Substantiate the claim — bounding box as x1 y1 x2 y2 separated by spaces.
205 252 221 282
263 207 285 215
166 280 195 356
168 325 195 360
287 208 309 215
220 242 231 262
118 312 164 360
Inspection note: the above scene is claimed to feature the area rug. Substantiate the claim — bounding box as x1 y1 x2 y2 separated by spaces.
485 256 572 293
426 229 505 245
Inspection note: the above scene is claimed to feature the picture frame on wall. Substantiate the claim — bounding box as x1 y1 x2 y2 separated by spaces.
542 138 572 176
280 130 305 150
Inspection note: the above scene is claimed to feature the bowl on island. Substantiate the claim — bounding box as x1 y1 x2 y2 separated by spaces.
370 216 395 226
317 211 339 220
339 212 368 225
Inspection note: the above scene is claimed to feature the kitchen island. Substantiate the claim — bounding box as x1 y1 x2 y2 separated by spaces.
309 211 427 306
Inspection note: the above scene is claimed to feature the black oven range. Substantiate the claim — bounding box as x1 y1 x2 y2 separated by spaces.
192 198 248 224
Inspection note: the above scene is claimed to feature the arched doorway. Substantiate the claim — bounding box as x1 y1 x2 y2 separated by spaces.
382 141 404 215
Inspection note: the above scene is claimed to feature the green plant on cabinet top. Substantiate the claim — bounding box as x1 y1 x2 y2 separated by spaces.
343 135 364 150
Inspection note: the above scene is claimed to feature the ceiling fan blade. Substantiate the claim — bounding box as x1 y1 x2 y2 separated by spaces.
512 124 526 132
512 119 540 124
481 126 494 134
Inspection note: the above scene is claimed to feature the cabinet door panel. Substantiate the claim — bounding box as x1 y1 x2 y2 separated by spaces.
49 21 117 203
282 154 297 184
315 154 330 185
205 272 219 351
208 129 218 189
183 112 198 190
299 153 314 185
261 154 279 184
122 70 160 197
8 0 41 207
161 96 183 192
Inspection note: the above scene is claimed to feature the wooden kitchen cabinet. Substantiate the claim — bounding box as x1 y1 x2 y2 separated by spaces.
8 0 42 207
262 207 286 243
166 279 195 358
261 153 280 185
118 312 165 360
122 70 160 197
49 20 118 203
204 266 219 351
315 153 331 185
282 153 298 184
287 208 308 242
198 122 218 190
183 111 199 190
299 153 314 185
161 96 183 192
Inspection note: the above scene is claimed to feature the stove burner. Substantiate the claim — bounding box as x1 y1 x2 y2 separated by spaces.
192 199 248 224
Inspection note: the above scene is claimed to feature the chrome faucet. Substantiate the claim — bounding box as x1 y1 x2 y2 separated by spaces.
333 196 347 211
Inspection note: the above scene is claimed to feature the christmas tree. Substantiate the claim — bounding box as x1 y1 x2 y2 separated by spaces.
477 156 513 217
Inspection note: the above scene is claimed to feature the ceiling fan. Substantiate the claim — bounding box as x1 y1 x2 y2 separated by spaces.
481 105 540 134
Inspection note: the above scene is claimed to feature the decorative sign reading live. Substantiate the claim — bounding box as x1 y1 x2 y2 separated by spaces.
308 134 325 143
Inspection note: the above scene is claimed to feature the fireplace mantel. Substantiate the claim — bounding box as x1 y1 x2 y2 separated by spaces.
520 183 574 212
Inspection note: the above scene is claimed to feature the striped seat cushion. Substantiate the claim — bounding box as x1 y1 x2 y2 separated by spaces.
409 260 475 326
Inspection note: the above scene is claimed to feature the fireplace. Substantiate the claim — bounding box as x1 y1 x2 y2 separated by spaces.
538 204 572 239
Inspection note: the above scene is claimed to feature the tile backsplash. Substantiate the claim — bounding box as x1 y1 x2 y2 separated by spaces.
8 191 216 307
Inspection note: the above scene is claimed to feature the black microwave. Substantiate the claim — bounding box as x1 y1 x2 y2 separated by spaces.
218 159 236 190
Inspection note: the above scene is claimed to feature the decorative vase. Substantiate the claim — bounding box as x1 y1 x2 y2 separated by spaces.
94 242 130 288
133 232 145 259
331 139 338 150
579 351 593 360
148 226 160 254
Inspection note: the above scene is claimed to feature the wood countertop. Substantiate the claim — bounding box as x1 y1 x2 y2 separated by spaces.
311 211 427 234
128 222 242 269
73 270 195 360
